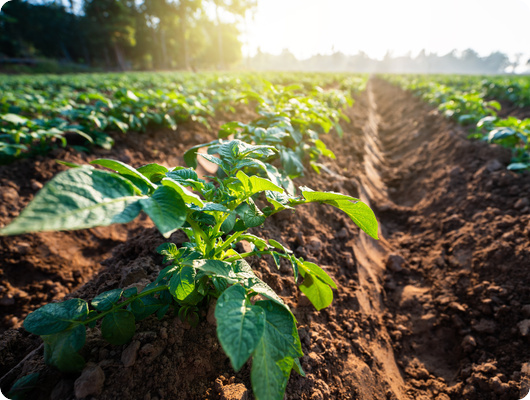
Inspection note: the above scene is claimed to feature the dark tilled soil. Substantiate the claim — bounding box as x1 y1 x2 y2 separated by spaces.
1 79 530 400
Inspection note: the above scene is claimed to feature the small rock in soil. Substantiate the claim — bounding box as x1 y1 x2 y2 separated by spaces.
473 319 497 334
461 335 477 353
219 383 248 400
517 320 530 337
386 254 406 272
486 159 503 172
74 365 105 399
514 197 529 210
307 237 323 252
122 340 141 367
0 294 15 306
30 179 43 190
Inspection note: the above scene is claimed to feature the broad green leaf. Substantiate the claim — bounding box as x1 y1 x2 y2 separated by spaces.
328 199 379 240
169 266 196 301
162 178 204 207
193 259 235 280
137 164 169 182
24 298 88 335
140 186 188 238
92 289 123 312
221 211 237 233
43 325 86 372
130 296 162 320
299 187 358 202
236 171 284 197
1 113 28 125
251 300 303 400
167 167 199 182
244 278 287 310
242 201 266 228
297 187 379 240
255 300 303 359
299 261 337 289
0 168 144 236
91 159 155 195
7 373 40 400
123 287 138 298
215 285 265 371
299 274 333 311
101 310 136 345
251 344 293 400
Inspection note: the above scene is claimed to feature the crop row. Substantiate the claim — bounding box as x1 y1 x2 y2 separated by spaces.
0 72 367 164
386 75 530 171
1 75 375 400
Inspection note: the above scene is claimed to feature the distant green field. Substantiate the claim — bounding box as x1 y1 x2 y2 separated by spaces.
0 72 366 164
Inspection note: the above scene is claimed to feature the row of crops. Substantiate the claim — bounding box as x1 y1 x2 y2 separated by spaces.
386 74 530 170
1 73 376 400
0 72 366 164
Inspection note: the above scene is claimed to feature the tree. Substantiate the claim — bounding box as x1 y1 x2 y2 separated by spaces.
211 0 256 69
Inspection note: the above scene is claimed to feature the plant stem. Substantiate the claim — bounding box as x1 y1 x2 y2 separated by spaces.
82 285 169 325
214 230 244 258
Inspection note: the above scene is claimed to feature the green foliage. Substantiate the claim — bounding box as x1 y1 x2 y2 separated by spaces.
3 74 376 399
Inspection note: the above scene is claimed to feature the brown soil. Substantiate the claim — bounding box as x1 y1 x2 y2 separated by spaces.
1 79 530 400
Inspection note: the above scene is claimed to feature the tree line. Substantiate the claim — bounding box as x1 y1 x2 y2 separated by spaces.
250 48 525 75
0 0 256 70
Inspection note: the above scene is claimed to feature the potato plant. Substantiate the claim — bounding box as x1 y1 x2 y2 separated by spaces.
1 139 378 400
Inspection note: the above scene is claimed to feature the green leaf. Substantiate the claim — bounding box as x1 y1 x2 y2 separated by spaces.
43 325 86 372
137 164 169 182
221 211 237 233
215 285 265 371
1 113 28 125
91 159 155 194
242 201 266 228
297 188 379 240
193 259 235 280
244 278 287 310
251 300 303 400
140 186 188 238
92 288 123 312
123 287 138 298
130 296 162 320
299 274 333 311
169 266 196 301
293 358 306 377
299 261 337 289
0 168 144 236
101 310 136 345
24 298 88 335
328 199 379 240
299 187 359 202
8 373 40 400
236 171 284 197
162 178 204 207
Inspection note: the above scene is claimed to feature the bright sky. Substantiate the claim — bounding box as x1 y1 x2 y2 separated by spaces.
242 0 530 60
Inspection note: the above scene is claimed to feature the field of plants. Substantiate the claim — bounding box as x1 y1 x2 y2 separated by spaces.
0 71 529 400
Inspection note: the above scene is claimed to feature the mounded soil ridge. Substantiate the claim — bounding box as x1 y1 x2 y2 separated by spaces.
1 79 529 400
